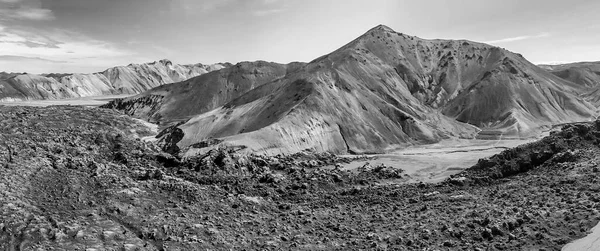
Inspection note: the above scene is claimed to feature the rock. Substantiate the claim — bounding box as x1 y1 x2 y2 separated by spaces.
259 172 285 183
443 240 455 247
449 176 468 186
491 225 504 236
481 228 493 239
552 150 578 163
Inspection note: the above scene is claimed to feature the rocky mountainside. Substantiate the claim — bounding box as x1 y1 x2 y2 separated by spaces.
539 62 600 88
104 61 303 126
539 62 600 106
105 25 597 155
2 105 600 250
0 60 230 101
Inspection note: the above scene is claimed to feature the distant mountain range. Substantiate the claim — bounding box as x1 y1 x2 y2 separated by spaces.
0 60 230 101
538 62 600 106
103 25 599 155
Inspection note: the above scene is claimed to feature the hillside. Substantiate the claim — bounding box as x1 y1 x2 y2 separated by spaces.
539 62 600 106
105 25 597 155
2 105 600 250
104 61 301 126
0 60 230 101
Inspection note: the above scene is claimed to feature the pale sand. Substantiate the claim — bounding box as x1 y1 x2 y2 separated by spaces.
338 138 539 183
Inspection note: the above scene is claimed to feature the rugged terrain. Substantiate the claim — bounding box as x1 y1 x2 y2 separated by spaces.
105 25 596 155
540 61 600 106
540 61 600 89
0 60 229 101
1 105 600 250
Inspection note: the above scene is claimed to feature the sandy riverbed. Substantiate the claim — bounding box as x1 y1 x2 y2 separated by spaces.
338 137 541 183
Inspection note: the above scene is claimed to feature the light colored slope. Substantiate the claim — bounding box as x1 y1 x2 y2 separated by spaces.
540 62 600 107
109 25 597 155
173 61 478 155
104 61 296 125
0 60 227 101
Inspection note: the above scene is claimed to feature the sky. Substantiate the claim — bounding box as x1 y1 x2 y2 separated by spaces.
0 0 599 74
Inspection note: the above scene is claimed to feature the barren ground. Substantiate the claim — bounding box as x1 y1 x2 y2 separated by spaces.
1 105 600 250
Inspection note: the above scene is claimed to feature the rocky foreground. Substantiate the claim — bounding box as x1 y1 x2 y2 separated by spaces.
1 106 599 250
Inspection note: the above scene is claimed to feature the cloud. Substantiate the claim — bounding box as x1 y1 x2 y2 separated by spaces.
534 60 572 66
0 55 68 63
0 0 55 21
173 0 237 13
252 8 285 16
253 0 287 16
484 32 550 44
174 0 287 16
0 26 134 73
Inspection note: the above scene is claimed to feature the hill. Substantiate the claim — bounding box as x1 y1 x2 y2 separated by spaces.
539 62 600 106
0 59 230 101
105 25 596 155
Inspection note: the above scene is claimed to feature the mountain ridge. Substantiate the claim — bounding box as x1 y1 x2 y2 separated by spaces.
0 59 231 101
103 25 600 155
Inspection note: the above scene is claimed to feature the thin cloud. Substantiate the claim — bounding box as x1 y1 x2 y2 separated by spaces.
0 0 54 21
174 0 236 13
252 8 285 16
484 32 550 44
0 26 131 62
534 60 571 66
0 55 68 63
252 0 287 16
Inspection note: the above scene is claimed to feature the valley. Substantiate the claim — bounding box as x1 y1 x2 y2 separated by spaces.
337 138 540 183
1 23 600 250
1 105 600 250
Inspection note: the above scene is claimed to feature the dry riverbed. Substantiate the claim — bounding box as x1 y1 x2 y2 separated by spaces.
338 138 540 183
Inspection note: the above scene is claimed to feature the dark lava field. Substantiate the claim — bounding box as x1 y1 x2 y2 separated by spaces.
1 105 600 250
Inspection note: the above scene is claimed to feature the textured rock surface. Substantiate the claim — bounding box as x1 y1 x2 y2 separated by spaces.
0 59 230 101
2 106 600 250
105 25 596 155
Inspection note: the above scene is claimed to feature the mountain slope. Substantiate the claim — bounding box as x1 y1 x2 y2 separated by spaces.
336 25 594 136
106 25 597 155
539 62 600 106
103 61 302 126
539 62 600 88
0 60 229 101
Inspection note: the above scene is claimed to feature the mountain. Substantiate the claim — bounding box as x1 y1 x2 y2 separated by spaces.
0 59 230 101
104 61 302 126
539 62 600 106
105 25 597 155
539 61 600 88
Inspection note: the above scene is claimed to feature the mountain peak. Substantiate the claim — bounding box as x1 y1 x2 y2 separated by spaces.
158 59 173 65
370 24 394 32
